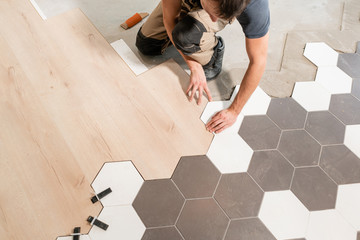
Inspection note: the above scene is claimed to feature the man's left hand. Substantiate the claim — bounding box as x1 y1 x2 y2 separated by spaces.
206 108 238 134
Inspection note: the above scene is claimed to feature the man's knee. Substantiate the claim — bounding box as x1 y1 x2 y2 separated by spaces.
135 28 168 56
172 15 207 56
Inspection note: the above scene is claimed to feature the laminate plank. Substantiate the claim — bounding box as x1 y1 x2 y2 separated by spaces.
0 1 212 239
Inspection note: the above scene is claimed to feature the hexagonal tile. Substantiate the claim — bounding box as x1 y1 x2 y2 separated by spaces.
133 179 184 227
337 51 360 78
141 226 183 240
258 190 309 240
306 209 357 240
292 81 331 111
305 111 345 145
89 205 145 240
57 236 91 240
248 150 294 191
201 101 231 125
240 86 271 116
352 78 360 100
320 145 360 185
266 97 307 130
344 125 360 158
200 100 244 134
304 42 339 67
315 66 352 94
336 183 360 230
172 155 221 199
329 94 360 125
224 218 276 240
238 115 281 150
206 130 253 173
291 167 338 211
176 199 229 240
278 130 321 167
214 173 263 219
91 161 144 207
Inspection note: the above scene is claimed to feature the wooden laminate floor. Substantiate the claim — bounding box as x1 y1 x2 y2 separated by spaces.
0 0 212 239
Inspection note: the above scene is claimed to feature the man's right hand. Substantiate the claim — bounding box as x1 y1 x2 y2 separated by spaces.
186 61 213 105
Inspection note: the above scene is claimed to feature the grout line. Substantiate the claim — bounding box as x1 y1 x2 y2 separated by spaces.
174 198 187 226
174 225 186 240
318 164 339 187
247 171 265 193
212 174 223 198
221 218 231 240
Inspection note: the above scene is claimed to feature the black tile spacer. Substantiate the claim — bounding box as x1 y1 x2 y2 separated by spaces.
91 187 112 203
87 216 109 231
71 227 81 240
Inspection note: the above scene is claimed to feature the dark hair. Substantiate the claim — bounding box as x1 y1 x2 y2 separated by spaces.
215 0 251 20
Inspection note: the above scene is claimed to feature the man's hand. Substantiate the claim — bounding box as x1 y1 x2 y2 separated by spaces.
186 65 212 105
206 108 237 134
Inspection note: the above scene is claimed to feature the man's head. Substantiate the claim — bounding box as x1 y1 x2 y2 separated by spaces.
201 0 251 22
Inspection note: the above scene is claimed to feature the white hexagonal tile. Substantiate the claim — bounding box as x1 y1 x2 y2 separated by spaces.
258 190 309 240
336 183 360 230
89 205 145 240
206 128 253 173
344 125 360 158
292 81 331 111
315 66 352 94
57 235 91 240
241 87 271 116
91 161 144 207
200 100 231 124
306 209 357 240
304 42 339 67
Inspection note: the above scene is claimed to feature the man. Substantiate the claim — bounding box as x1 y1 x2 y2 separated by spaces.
136 0 269 133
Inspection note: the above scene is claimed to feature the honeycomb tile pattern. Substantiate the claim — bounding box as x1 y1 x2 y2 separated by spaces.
59 42 360 239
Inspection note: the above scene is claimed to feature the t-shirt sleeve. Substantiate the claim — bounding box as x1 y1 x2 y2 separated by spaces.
236 0 270 39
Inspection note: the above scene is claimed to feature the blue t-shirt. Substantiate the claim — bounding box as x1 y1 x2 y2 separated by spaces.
185 0 270 39
236 0 270 38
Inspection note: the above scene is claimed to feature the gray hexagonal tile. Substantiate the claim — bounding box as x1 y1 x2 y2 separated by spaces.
224 218 276 240
278 130 321 167
305 111 345 145
239 115 281 150
248 150 294 191
337 52 360 78
214 173 263 219
320 145 360 185
176 199 229 240
352 78 360 100
329 94 360 125
172 155 221 199
267 97 307 130
291 167 338 211
141 226 183 240
133 179 185 228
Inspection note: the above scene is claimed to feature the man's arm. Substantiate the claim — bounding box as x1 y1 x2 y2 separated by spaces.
162 0 212 105
206 32 269 133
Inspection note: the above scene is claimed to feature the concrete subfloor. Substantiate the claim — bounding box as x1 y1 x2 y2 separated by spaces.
34 0 359 99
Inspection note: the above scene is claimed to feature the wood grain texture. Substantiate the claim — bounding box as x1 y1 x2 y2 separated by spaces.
0 0 212 239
